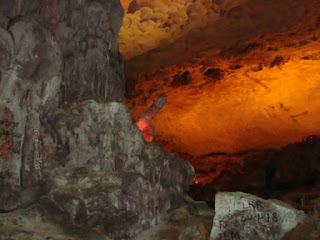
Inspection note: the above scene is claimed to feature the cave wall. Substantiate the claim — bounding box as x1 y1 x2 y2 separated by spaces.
0 0 194 238
122 0 320 156
119 0 245 60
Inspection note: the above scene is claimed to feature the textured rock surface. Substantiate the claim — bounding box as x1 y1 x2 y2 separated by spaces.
43 100 194 238
124 0 320 159
0 0 195 239
0 195 213 240
283 203 320 240
135 196 214 240
209 192 306 240
178 226 205 240
0 0 125 103
189 136 320 206
0 203 113 240
119 0 244 60
0 18 62 210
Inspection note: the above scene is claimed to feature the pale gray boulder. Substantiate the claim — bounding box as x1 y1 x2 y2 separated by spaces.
210 192 306 240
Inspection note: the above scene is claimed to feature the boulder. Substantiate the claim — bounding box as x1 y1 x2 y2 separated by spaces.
209 192 306 240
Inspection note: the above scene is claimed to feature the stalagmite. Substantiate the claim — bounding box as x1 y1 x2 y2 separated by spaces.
135 95 167 141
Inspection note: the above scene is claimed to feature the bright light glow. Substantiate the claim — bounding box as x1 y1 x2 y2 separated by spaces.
135 117 154 141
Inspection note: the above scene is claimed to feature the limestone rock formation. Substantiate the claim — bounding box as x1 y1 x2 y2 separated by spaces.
44 100 194 238
0 0 195 239
209 192 306 240
0 18 62 211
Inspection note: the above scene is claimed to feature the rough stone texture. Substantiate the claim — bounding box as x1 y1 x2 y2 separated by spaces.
209 192 306 240
0 0 195 239
0 195 213 240
0 18 62 211
56 0 126 104
178 226 205 240
0 203 113 240
125 0 320 160
0 0 125 104
41 100 194 238
134 195 214 240
282 203 320 240
119 0 246 60
0 0 125 211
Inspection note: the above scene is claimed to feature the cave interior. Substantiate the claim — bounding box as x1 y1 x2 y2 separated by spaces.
121 0 320 208
0 0 320 239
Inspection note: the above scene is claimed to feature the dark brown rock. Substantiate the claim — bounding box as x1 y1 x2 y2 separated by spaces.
170 71 192 88
271 56 284 68
229 64 243 70
268 135 320 189
282 203 320 240
127 0 140 14
204 68 224 82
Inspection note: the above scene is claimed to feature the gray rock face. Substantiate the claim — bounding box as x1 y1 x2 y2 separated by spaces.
56 0 125 103
209 192 306 240
0 0 195 239
0 18 62 210
0 0 125 104
43 100 194 238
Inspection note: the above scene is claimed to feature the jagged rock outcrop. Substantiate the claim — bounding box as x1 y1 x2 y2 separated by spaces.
0 0 194 239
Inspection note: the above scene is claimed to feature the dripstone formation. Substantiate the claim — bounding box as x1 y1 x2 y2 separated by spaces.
0 1 194 239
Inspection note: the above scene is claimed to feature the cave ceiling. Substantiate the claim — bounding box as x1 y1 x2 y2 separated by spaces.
119 0 320 156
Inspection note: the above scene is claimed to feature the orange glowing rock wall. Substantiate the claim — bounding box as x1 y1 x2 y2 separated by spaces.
120 0 320 156
119 0 245 60
129 54 320 156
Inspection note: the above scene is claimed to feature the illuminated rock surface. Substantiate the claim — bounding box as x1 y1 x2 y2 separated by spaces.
0 0 320 239
118 1 320 238
121 0 320 202
123 0 320 156
119 0 244 60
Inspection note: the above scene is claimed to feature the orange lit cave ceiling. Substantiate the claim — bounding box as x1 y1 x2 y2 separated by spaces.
119 0 320 157
119 0 244 60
